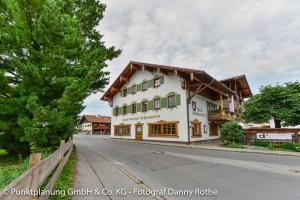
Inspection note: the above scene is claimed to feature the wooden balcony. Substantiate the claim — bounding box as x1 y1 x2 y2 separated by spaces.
208 110 236 121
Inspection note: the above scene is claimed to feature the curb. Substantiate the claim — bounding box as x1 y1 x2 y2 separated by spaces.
108 138 300 157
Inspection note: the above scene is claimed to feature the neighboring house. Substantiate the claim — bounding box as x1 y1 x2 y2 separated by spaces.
101 61 252 143
269 117 300 129
79 115 111 135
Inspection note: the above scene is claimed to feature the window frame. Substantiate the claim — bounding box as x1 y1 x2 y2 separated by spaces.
132 84 137 94
122 105 127 115
167 94 176 108
114 107 119 116
209 124 219 136
132 103 137 114
153 77 160 88
114 124 131 136
153 98 161 110
148 121 179 137
122 88 127 97
142 81 148 91
191 120 202 137
142 100 148 112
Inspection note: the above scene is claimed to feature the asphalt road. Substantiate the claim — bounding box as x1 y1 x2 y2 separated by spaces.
74 135 300 200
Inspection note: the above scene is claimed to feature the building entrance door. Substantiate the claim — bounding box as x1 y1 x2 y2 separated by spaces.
135 124 143 140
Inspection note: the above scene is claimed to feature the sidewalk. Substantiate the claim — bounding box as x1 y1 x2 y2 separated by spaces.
109 138 300 157
73 143 164 200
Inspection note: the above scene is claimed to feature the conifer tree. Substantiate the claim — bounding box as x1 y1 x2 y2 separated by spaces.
0 0 120 154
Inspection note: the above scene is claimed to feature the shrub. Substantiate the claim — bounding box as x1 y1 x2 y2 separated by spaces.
293 143 300 152
280 142 295 151
221 121 245 144
0 149 8 156
253 140 270 147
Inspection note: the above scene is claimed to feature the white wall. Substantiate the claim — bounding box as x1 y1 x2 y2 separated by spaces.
188 94 220 141
81 122 92 134
111 69 189 142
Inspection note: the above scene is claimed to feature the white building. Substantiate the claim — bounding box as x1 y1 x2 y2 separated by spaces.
101 61 252 143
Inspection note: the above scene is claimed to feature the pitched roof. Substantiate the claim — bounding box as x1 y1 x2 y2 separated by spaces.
219 75 253 98
80 115 111 124
101 61 249 100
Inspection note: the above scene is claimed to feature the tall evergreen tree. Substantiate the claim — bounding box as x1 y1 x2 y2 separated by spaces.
0 0 120 154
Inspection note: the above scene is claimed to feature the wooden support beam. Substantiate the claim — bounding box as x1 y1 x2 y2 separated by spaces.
208 85 228 97
220 93 225 115
174 70 178 76
157 67 160 74
130 64 139 71
142 65 145 71
120 76 128 82
190 72 194 81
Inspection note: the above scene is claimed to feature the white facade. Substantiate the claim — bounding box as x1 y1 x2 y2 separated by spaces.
81 122 92 135
110 69 221 142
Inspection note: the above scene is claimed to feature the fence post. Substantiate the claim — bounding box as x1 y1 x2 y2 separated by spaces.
29 153 41 200
60 140 65 147
29 153 41 168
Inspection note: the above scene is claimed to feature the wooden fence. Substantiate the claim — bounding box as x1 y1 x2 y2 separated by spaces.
0 139 73 200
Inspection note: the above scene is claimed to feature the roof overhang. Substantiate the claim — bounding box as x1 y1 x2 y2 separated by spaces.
101 61 242 101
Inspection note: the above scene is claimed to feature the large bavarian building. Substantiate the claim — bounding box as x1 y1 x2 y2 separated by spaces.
101 61 252 143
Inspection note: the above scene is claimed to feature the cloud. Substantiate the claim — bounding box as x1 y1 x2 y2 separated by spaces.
82 0 300 115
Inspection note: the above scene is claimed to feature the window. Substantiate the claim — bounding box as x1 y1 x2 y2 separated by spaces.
122 88 127 97
209 124 218 136
132 85 137 94
148 121 178 137
154 98 161 110
154 77 160 87
142 81 148 91
122 105 127 115
114 107 119 116
191 120 202 137
114 124 131 136
167 94 176 108
132 103 136 113
142 101 148 112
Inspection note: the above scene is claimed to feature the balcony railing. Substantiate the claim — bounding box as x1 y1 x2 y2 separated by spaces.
208 108 236 121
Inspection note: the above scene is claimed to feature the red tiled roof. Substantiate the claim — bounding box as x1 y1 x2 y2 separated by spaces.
80 115 111 124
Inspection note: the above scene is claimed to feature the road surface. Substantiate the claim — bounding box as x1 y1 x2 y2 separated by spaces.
73 135 300 200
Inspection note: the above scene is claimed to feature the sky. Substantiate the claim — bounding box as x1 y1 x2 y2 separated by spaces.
81 0 300 116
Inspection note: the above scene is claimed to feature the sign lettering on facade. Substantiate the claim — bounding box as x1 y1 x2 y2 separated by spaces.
123 114 160 122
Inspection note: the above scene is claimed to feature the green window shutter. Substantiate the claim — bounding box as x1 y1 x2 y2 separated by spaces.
127 105 131 113
148 79 153 88
160 76 164 84
176 94 181 106
137 103 141 112
137 84 141 91
120 90 123 97
148 100 153 110
161 97 167 108
127 87 132 94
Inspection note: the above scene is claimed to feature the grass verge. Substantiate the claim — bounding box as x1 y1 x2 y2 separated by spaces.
49 145 77 200
0 153 50 190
